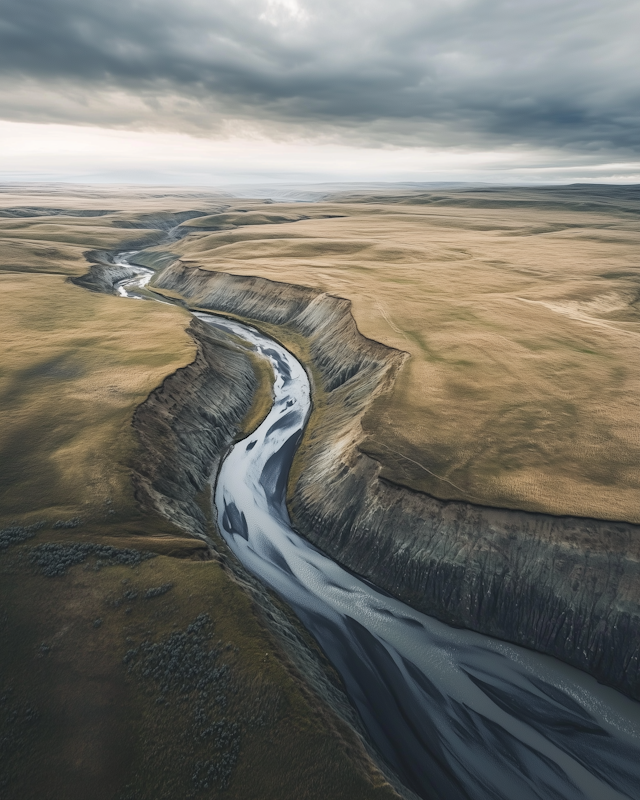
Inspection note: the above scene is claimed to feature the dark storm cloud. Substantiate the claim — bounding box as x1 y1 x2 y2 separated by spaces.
0 0 638 153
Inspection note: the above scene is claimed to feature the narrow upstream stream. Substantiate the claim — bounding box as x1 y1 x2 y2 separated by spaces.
117 256 640 800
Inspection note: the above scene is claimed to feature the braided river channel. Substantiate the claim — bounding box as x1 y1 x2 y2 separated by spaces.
118 257 640 800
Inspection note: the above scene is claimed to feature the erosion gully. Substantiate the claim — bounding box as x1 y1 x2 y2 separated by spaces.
117 254 640 800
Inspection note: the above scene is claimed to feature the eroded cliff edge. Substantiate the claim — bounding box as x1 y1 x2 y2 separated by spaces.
70 255 410 798
152 259 640 701
132 315 259 537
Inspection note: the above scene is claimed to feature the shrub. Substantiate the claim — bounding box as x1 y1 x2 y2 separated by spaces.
29 543 155 577
0 522 45 551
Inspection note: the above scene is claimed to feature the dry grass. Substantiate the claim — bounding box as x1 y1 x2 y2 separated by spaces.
0 271 196 528
0 182 231 212
0 190 232 529
163 187 640 522
0 192 398 799
236 350 276 439
0 548 396 800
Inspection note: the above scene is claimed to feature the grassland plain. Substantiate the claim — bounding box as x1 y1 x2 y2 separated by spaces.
157 185 640 523
3 182 640 795
0 187 400 800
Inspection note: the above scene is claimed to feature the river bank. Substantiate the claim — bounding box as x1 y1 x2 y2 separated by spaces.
4 188 638 799
146 256 640 703
0 197 407 800
116 257 640 800
111 259 414 798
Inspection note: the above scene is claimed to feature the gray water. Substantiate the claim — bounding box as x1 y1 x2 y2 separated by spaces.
118 259 640 800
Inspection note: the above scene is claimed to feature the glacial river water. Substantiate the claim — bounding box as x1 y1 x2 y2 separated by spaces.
118 258 640 800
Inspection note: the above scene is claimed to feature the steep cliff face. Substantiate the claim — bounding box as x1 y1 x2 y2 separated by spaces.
53 254 411 800
132 316 258 537
71 250 138 293
62 254 414 799
154 259 640 701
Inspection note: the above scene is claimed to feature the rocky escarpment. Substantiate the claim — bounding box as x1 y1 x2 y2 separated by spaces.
132 316 259 537
70 207 217 292
130 309 413 800
70 250 138 293
71 253 412 798
153 259 640 701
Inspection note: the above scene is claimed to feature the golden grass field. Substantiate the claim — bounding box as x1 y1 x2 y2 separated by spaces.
0 271 197 528
0 185 397 799
1 181 639 797
165 186 640 523
0 190 201 531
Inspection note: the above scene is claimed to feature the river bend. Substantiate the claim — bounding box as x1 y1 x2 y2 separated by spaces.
117 259 640 800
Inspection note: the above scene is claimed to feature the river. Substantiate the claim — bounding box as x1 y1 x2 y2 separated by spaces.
117 257 640 800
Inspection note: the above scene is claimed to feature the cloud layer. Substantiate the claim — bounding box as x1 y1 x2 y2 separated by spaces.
0 0 638 159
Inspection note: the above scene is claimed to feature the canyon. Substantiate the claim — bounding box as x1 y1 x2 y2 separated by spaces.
3 184 640 799
136 252 640 702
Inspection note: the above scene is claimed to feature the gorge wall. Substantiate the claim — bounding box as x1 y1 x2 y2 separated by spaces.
131 315 259 538
73 254 411 798
152 259 640 701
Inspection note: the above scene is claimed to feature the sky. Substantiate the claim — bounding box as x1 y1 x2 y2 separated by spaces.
0 0 639 186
